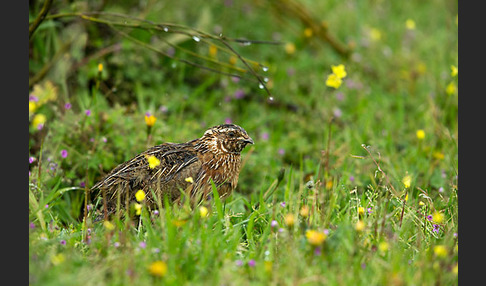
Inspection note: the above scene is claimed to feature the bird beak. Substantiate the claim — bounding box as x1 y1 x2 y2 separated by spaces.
241 137 254 145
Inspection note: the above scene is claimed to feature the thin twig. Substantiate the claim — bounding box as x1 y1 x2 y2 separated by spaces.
29 0 53 39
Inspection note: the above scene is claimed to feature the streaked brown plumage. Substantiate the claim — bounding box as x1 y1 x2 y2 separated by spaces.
91 124 253 213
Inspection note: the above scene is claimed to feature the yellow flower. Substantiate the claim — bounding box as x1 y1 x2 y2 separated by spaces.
432 211 444 224
32 81 58 106
433 245 447 258
229 55 238 65
135 190 146 202
146 155 161 169
405 19 416 30
305 230 327 246
299 205 310 218
402 175 412 188
264 261 273 273
331 64 347 79
358 207 365 216
172 219 187 227
416 129 425 140
32 114 47 129
325 180 333 190
404 193 409 202
29 101 37 114
103 220 115 230
185 177 194 183
199 206 209 218
98 63 103 72
451 65 458 77
370 28 382 41
134 203 142 215
433 151 445 160
148 260 168 277
145 115 157 127
284 214 295 227
419 201 425 206
285 42 296 55
209 44 218 57
51 253 65 265
304 27 313 38
378 241 389 253
325 74 342 89
446 82 456 95
452 263 458 275
355 220 365 232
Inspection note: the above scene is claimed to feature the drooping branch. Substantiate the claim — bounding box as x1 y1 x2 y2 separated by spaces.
29 0 53 39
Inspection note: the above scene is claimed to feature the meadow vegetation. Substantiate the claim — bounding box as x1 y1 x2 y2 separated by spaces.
29 0 458 284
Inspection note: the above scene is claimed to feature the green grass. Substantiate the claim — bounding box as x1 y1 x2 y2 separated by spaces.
29 0 457 285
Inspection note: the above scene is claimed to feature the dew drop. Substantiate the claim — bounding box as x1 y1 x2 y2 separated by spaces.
263 77 269 83
242 41 252 46
192 36 201 42
258 83 264 89
262 66 269 72
163 26 169 32
361 144 366 148
268 96 274 101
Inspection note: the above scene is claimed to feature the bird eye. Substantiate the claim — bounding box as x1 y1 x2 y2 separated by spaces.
228 131 236 137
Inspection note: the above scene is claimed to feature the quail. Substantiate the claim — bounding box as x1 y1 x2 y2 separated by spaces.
91 124 254 213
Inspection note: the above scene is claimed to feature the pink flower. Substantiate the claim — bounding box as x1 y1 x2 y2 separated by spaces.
61 149 68 158
85 109 92 116
64 103 72 110
225 118 232 124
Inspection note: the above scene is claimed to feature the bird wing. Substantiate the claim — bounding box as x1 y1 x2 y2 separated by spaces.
91 142 199 191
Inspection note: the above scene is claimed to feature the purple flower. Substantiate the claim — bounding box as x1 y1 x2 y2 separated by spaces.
29 157 35 164
113 242 120 248
260 132 269 141
438 187 444 193
102 137 107 143
335 92 345 101
278 148 285 155
139 241 147 249
234 89 245 99
159 105 168 113
61 149 68 158
45 204 49 209
60 240 66 245
427 215 433 221
231 76 240 83
248 259 256 267
153 210 160 216
314 247 322 256
349 175 355 183
29 95 39 102
271 220 278 228
64 103 72 110
235 260 243 267
37 123 44 130
85 109 91 116
432 224 440 233
367 207 373 214
280 202 286 208
333 107 342 118
79 181 86 188
29 222 35 229
86 204 92 211
225 118 232 124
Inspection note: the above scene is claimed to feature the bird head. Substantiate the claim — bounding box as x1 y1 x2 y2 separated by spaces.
201 124 254 154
